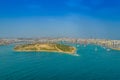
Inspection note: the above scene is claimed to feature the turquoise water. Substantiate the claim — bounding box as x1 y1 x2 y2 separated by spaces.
0 44 120 80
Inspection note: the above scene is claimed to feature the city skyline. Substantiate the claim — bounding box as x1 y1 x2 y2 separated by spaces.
0 0 120 39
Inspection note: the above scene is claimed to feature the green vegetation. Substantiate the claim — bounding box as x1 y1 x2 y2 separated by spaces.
40 48 57 51
56 44 73 52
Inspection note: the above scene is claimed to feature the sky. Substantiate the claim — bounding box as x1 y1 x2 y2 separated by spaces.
0 0 120 39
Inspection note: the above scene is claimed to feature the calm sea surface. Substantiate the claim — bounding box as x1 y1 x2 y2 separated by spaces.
0 44 120 80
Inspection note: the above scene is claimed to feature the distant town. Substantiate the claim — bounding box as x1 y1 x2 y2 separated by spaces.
0 38 120 51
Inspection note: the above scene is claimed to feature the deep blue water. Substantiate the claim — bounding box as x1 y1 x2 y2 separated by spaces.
0 44 120 80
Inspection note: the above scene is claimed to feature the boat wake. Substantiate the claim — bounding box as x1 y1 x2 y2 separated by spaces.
73 53 80 56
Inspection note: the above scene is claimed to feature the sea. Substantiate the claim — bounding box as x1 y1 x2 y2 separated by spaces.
0 43 120 80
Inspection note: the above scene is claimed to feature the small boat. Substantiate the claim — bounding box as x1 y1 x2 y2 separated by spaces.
107 49 111 51
84 45 86 47
103 47 106 49
95 47 98 51
77 45 80 47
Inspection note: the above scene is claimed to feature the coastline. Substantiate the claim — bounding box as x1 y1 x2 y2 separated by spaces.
14 43 77 55
14 49 76 54
14 48 78 56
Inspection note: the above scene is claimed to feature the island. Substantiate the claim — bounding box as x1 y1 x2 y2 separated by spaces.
14 43 76 55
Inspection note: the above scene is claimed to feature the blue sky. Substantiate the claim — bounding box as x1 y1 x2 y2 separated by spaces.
0 0 120 39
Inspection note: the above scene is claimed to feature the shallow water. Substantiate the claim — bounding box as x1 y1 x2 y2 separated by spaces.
0 44 120 80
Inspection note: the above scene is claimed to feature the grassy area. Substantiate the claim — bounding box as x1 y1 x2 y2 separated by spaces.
40 48 57 51
56 44 73 52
